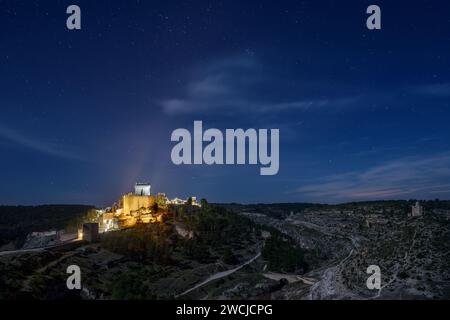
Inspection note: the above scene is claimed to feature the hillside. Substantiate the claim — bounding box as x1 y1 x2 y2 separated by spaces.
0 205 95 248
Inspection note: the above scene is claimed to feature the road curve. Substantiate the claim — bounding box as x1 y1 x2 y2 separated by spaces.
176 252 261 298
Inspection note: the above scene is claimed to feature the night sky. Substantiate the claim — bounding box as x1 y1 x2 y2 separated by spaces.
1 0 450 206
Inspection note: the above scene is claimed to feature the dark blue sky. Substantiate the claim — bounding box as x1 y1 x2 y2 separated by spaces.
1 0 450 205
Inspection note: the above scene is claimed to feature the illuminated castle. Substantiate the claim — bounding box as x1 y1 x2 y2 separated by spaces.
123 183 156 215
99 182 200 231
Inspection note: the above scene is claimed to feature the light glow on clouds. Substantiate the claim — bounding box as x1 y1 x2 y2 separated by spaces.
296 152 450 202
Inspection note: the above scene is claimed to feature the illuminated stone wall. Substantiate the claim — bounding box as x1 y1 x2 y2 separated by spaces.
122 193 156 215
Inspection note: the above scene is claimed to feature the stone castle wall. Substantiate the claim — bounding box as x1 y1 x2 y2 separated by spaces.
122 193 156 215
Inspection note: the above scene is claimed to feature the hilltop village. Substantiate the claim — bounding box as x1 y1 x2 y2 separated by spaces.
14 183 201 248
97 183 200 233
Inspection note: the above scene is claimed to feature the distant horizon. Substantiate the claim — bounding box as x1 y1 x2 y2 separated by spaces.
1 197 449 209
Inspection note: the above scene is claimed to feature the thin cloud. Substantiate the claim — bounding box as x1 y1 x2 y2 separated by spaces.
0 125 86 161
261 97 360 113
160 56 359 115
413 82 450 97
295 152 450 202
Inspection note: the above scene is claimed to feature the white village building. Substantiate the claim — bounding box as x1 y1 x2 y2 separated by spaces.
410 201 424 217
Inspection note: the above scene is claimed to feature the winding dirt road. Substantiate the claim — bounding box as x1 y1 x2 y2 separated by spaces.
176 252 261 298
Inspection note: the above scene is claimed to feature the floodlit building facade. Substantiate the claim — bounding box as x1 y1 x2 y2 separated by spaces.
122 193 156 215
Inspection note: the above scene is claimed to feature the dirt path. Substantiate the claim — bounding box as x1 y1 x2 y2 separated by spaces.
176 252 261 298
21 250 79 291
262 272 316 285
0 239 81 257
306 247 355 300
367 226 418 300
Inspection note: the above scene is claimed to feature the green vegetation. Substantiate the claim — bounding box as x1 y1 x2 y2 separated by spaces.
110 270 159 300
101 223 174 264
262 229 309 273
163 202 260 264
101 202 259 267
180 202 257 250
222 248 239 265
156 194 167 207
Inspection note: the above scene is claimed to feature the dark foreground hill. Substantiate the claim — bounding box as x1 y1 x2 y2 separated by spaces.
0 205 95 248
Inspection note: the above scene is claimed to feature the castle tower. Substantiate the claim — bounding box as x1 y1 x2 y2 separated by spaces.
134 183 151 196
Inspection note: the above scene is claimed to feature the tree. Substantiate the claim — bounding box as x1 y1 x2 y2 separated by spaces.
200 198 208 208
156 194 167 207
222 248 238 265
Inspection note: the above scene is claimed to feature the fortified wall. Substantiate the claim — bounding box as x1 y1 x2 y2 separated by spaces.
122 193 156 215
